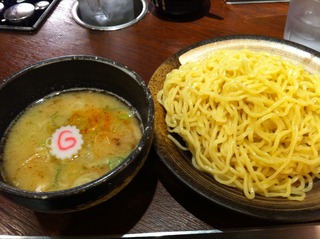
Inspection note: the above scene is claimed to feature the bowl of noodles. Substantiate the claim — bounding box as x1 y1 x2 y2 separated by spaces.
149 35 320 222
0 55 154 213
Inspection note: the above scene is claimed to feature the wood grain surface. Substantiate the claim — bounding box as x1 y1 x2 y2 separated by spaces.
0 0 309 236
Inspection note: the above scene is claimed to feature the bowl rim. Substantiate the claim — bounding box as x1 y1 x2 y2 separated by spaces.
0 55 154 199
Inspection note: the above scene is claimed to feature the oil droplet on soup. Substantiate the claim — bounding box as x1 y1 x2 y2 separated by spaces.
0 90 142 192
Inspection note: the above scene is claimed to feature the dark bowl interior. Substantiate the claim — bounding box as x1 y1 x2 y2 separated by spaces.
0 55 154 213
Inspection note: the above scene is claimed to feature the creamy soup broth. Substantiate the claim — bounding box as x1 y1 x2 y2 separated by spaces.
0 89 142 192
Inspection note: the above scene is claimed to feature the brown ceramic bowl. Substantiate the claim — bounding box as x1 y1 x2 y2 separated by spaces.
149 35 320 222
0 55 154 213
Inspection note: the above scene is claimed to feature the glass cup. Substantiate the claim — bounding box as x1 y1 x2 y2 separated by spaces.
78 0 135 26
283 0 320 52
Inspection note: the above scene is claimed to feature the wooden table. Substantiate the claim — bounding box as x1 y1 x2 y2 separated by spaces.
0 0 306 236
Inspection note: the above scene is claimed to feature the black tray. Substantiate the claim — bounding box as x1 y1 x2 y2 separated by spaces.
0 0 59 31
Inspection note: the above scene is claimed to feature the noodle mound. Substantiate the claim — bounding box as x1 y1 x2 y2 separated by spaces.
157 49 320 201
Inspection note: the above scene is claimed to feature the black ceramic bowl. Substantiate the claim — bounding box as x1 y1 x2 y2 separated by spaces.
151 0 208 15
0 55 154 213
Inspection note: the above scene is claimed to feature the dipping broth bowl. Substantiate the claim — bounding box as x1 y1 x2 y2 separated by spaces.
0 55 154 213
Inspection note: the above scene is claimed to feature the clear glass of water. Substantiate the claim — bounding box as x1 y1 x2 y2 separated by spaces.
284 0 320 52
78 0 134 26
78 0 108 26
100 0 135 26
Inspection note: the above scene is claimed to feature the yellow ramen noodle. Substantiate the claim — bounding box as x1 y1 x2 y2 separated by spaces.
157 49 320 201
